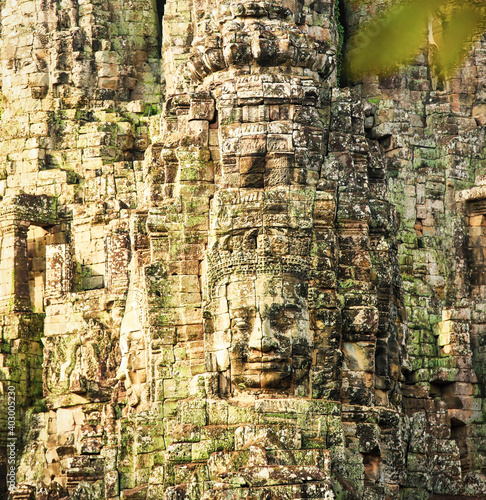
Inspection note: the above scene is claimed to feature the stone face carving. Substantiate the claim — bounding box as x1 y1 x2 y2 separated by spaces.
208 274 311 392
188 0 333 402
205 190 315 395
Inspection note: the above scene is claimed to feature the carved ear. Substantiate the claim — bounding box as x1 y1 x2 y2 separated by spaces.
292 356 312 384
208 234 230 252
216 234 233 252
203 310 214 334
243 228 258 251
187 50 209 81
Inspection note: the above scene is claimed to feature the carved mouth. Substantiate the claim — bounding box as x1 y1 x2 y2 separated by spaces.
247 354 283 362
245 358 286 370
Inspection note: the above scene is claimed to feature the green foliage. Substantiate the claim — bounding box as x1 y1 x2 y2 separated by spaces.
345 0 486 78
437 4 485 72
335 0 346 85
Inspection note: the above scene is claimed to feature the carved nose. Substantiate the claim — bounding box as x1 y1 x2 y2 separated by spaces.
248 316 278 352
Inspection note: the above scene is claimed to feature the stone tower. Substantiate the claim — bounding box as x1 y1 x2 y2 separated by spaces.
0 0 484 499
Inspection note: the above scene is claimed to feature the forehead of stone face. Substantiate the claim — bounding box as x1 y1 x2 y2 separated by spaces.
225 276 307 302
228 276 256 296
258 277 308 319
254 275 282 298
226 277 257 310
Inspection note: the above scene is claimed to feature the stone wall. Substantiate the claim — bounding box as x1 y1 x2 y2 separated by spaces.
0 0 484 499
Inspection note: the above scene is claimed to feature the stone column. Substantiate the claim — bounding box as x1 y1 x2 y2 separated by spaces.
0 220 31 313
45 244 72 301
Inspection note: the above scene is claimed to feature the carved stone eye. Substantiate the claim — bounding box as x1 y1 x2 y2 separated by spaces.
285 303 299 312
234 318 250 331
267 307 293 331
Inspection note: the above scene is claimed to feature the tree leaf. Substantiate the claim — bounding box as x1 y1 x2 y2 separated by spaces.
435 4 485 74
345 0 442 77
344 0 486 78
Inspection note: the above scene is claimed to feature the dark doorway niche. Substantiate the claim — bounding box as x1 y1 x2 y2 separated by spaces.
362 451 381 485
466 199 486 290
450 419 471 475
336 0 349 88
156 0 167 56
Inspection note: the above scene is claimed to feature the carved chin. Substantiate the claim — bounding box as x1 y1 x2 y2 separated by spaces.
260 371 291 389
